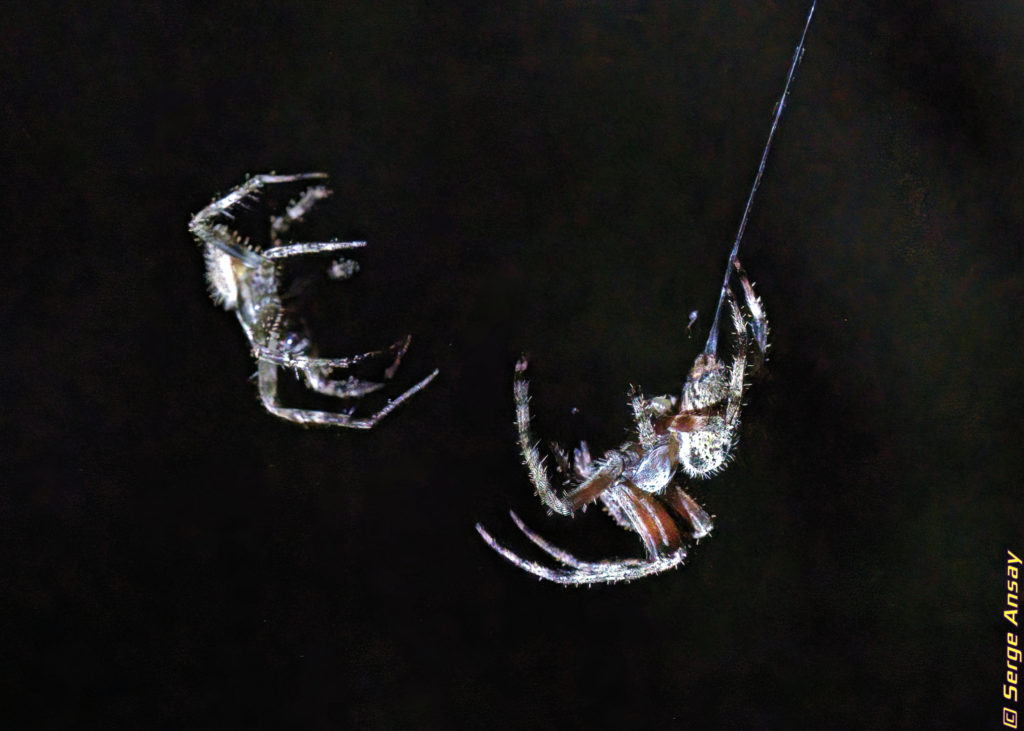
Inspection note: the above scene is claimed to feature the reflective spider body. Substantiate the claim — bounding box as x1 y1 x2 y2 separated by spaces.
476 260 766 585
191 173 437 429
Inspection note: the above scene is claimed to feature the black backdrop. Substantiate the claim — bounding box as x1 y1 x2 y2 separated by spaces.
4 1 1023 727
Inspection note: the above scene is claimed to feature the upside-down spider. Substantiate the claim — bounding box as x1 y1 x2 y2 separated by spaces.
189 173 438 429
476 2 815 584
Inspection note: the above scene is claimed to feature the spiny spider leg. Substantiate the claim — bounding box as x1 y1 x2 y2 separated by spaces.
258 359 438 429
300 334 413 398
628 385 657 450
732 257 769 358
548 441 574 479
252 334 412 371
603 483 685 557
270 182 332 244
190 172 331 261
514 357 623 515
263 240 367 259
475 512 687 585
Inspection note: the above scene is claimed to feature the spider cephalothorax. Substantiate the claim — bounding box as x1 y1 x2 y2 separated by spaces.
190 173 437 428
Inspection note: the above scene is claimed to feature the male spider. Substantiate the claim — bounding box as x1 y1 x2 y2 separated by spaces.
476 2 815 584
189 173 438 429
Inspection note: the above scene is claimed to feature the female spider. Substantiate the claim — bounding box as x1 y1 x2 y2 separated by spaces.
476 2 815 584
189 173 438 429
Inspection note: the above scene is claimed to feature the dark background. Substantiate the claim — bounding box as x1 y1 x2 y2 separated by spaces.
3 0 1023 727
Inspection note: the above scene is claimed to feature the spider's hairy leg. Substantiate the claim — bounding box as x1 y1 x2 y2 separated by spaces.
548 441 574 480
628 385 657 450
303 371 387 399
300 334 414 398
733 257 769 361
257 358 438 429
573 441 594 479
724 288 750 430
663 486 714 540
269 182 333 243
249 172 329 185
475 511 687 585
252 333 413 371
190 173 327 264
601 483 684 558
514 357 622 515
190 218 260 266
263 240 368 259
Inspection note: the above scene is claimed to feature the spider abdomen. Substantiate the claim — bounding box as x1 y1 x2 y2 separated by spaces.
677 420 732 478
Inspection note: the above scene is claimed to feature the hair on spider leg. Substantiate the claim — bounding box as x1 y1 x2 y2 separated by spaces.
477 1 815 585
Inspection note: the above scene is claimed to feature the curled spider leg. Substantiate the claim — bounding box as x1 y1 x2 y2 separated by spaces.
269 182 332 244
191 173 328 264
475 511 687 585
302 372 387 400
514 356 626 515
258 358 438 429
300 334 413 398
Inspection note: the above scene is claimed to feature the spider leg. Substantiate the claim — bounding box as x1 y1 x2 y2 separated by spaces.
662 485 715 540
514 357 622 515
628 385 657 450
600 483 684 558
548 441 574 481
263 240 367 259
257 358 438 429
724 288 749 430
248 172 330 186
269 182 332 244
573 441 594 479
252 334 412 371
302 372 387 399
190 220 261 266
190 173 330 265
732 257 769 360
300 334 413 398
475 511 686 585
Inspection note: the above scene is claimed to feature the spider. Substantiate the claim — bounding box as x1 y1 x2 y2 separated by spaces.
476 2 815 584
189 172 438 429
475 260 766 584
